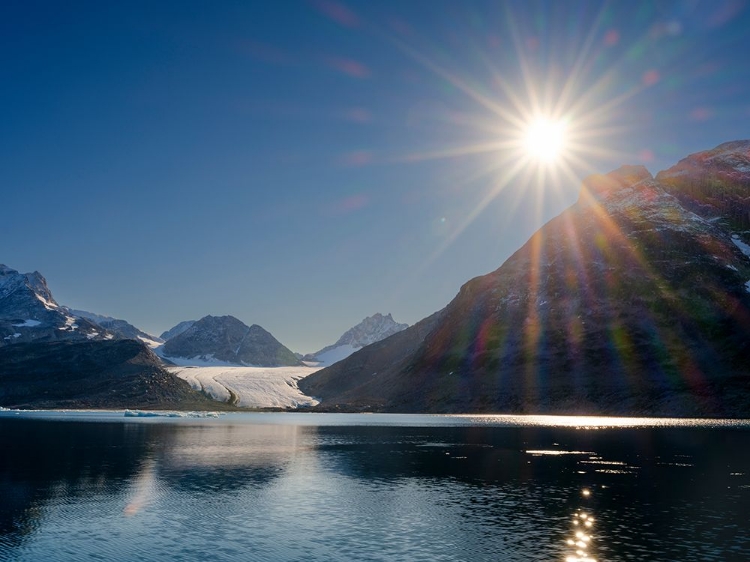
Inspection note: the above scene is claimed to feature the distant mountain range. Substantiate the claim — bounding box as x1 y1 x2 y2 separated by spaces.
303 313 408 365
0 266 218 409
0 265 299 407
300 140 750 417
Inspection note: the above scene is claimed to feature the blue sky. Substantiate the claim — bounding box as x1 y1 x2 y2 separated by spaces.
2 0 750 352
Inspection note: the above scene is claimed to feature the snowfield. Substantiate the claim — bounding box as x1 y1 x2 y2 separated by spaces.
314 343 358 366
168 365 322 409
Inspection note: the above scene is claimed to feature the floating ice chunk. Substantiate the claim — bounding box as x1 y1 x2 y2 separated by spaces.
124 410 221 418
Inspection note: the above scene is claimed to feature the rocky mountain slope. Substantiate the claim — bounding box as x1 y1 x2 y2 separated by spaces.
300 141 750 417
67 308 164 347
160 315 301 367
160 320 196 341
0 265 108 345
304 313 409 365
0 339 224 410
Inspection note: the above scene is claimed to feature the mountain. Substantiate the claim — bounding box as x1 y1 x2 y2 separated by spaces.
300 141 750 417
0 265 108 345
67 308 164 348
0 339 226 410
159 315 301 367
304 313 409 365
160 320 196 341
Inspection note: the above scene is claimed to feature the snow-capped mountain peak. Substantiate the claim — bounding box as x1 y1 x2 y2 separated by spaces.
305 312 409 366
0 264 107 344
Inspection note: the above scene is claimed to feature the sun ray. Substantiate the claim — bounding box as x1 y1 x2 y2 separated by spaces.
396 140 517 163
386 35 527 129
553 4 611 117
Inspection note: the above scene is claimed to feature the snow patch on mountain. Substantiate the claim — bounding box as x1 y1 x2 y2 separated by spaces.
314 344 358 366
136 335 163 349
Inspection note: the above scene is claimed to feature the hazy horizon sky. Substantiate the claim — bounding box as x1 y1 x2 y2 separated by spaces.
3 0 750 353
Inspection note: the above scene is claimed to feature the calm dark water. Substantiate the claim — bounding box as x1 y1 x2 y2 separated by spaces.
1 413 749 562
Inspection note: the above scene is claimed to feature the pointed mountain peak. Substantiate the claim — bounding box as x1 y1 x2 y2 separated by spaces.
305 312 409 365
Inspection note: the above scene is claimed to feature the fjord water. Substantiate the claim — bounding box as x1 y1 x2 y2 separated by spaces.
1 413 749 562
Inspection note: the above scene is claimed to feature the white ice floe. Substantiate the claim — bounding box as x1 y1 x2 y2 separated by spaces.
745 280 750 293
4 333 22 340
168 365 321 409
124 410 221 418
13 319 42 327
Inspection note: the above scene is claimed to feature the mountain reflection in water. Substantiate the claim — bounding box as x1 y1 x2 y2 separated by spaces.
0 414 749 561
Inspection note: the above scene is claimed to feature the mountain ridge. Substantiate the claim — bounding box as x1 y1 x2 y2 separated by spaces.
67 308 164 347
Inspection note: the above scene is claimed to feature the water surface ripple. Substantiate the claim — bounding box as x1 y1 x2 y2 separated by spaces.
1 413 749 561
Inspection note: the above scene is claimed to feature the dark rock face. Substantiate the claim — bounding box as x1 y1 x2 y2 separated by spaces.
656 140 750 232
161 315 301 367
301 143 750 416
0 340 221 409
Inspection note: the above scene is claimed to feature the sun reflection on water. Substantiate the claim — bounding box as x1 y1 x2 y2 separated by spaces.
565 509 597 562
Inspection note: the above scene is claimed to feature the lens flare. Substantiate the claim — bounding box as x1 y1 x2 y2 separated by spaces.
523 117 567 163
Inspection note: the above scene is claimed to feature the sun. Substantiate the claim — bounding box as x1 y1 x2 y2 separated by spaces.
523 117 568 164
